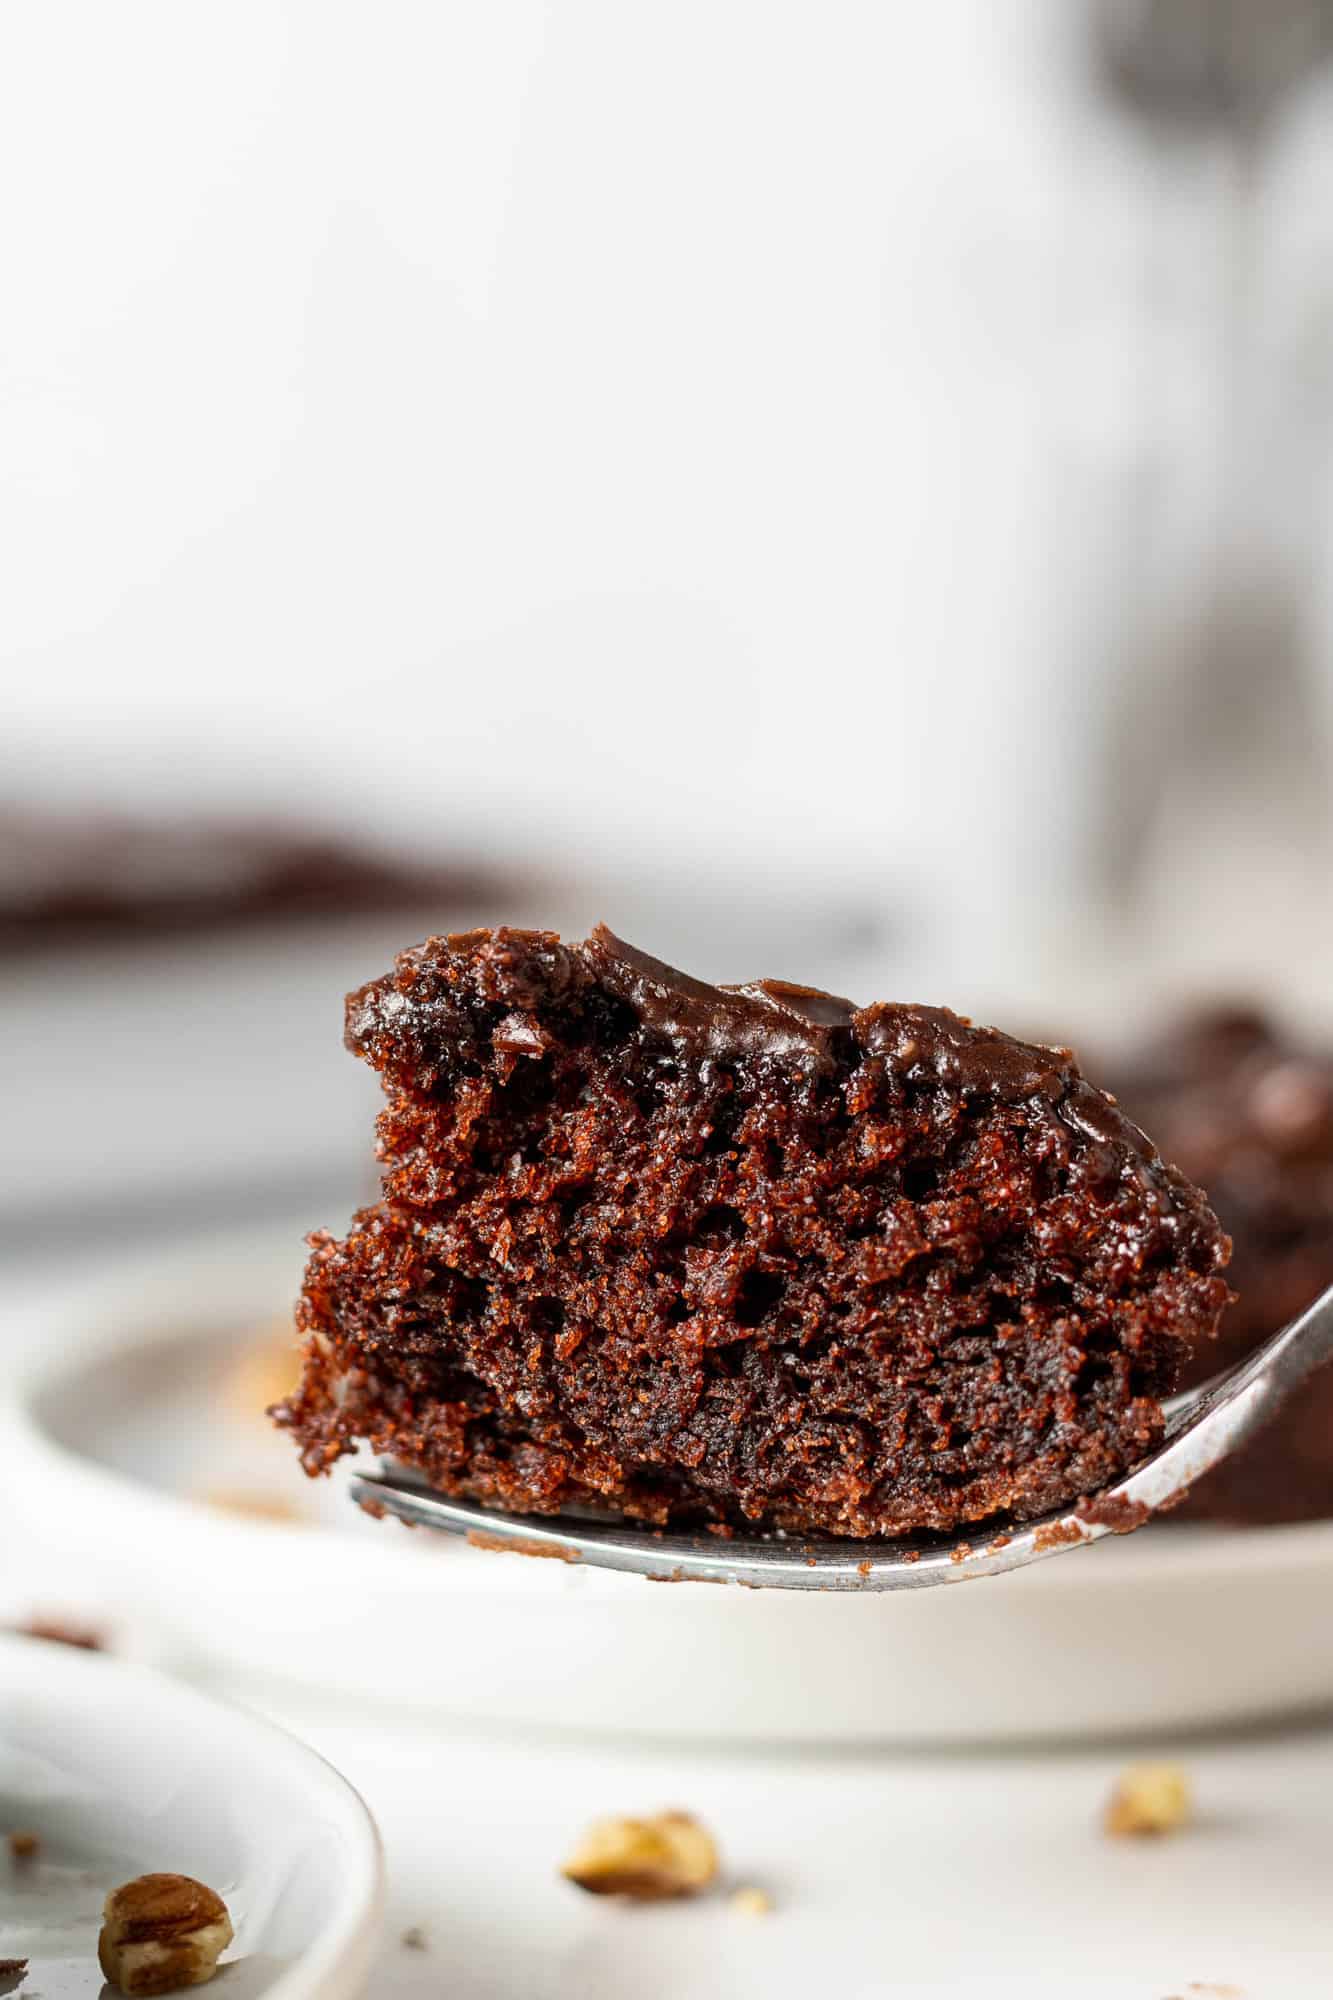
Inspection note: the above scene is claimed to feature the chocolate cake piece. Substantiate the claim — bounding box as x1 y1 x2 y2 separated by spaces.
0 809 517 954
1110 1008 1333 1524
277 926 1230 1538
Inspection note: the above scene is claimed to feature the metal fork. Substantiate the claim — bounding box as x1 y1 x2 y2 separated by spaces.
350 1279 1333 1591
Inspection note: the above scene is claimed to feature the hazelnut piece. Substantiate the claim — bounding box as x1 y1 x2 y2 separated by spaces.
1104 1762 1192 1837
97 1874 233 1995
561 1810 718 1900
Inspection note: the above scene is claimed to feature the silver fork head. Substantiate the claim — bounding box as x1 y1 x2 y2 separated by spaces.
350 1279 1333 1591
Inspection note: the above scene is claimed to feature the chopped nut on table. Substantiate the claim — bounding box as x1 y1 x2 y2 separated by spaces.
97 1874 233 1995
200 1488 302 1525
14 1615 104 1651
7 1832 39 1864
561 1811 719 1900
224 1318 303 1419
1104 1762 1192 1837
729 1886 773 1917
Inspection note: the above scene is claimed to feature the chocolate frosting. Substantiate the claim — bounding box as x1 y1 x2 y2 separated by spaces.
350 920 1157 1171
587 923 1081 1096
585 924 856 1067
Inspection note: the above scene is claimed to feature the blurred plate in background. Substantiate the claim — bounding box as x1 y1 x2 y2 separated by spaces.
5 1222 1333 1745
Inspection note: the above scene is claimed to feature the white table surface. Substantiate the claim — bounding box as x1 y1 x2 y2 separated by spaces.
216 1677 1333 2000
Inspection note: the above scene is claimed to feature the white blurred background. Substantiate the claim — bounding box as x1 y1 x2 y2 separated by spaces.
5 0 1333 1239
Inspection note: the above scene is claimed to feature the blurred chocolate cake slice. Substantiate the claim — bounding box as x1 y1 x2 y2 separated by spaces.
1110 1008 1333 1523
0 809 515 953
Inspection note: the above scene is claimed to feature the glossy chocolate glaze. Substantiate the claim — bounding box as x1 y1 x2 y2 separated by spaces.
351 922 1176 1196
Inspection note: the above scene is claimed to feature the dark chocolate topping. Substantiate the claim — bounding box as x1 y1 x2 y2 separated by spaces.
586 924 855 1067
855 1002 1069 1104
345 922 1178 1207
589 927 1128 1143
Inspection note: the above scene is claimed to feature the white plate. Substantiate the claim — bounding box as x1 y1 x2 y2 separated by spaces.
0 1633 383 2000
6 1223 1333 1744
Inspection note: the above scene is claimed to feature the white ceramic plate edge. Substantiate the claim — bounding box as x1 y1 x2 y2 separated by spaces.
0 1633 384 2000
